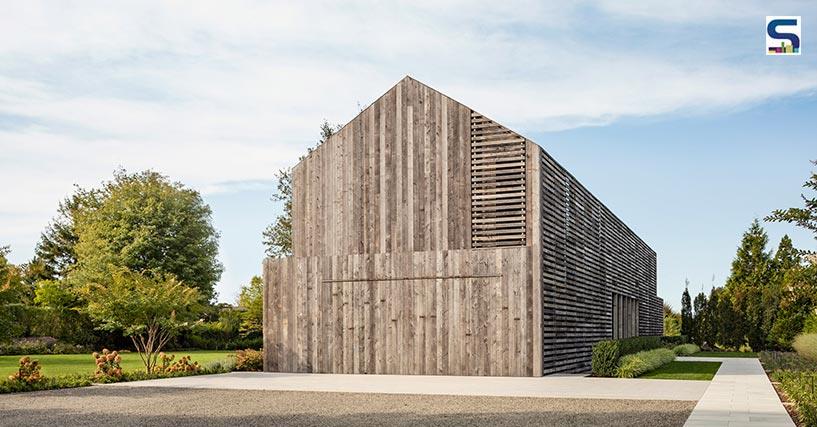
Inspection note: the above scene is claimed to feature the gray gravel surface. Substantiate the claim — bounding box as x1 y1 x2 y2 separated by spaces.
0 385 695 426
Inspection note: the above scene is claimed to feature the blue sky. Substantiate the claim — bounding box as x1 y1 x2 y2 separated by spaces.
1 1 815 310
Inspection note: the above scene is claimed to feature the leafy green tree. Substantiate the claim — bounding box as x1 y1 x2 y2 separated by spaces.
663 303 681 336
237 276 263 335
0 246 26 341
725 220 772 350
770 263 817 346
766 160 817 252
72 170 222 301
681 283 693 338
263 121 340 257
31 188 101 282
79 268 200 373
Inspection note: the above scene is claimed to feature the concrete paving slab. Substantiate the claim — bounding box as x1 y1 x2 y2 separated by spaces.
680 357 795 427
109 371 709 401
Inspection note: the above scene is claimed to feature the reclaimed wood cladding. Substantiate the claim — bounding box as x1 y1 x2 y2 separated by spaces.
291 77 471 258
538 146 662 374
470 112 527 248
263 247 535 376
268 76 662 377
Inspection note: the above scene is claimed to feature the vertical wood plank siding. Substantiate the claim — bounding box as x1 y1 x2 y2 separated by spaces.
538 148 662 374
263 247 534 376
267 76 662 377
291 77 471 257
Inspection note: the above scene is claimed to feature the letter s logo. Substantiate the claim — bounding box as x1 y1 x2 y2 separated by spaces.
767 16 801 55
768 19 800 49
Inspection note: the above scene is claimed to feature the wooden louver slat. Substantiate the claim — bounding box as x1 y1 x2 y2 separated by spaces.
470 111 526 248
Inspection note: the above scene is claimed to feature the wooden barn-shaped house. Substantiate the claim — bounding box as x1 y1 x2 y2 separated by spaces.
263 76 663 376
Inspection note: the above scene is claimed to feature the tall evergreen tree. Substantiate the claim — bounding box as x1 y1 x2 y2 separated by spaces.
31 188 101 281
703 287 720 347
692 291 708 346
764 235 800 347
725 220 772 350
681 282 693 338
713 287 745 349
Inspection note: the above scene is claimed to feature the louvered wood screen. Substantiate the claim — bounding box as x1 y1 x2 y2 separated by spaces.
470 112 527 247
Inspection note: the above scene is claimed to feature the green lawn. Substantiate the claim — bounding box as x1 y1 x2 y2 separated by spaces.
683 351 758 358
639 361 722 381
0 351 233 377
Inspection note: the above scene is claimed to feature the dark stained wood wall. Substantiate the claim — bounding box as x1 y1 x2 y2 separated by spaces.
263 247 536 376
291 77 472 258
537 145 662 374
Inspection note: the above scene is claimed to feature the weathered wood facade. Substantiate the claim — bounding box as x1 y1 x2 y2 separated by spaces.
264 76 662 376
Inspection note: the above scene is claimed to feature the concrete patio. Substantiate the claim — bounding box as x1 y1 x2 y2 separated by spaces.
111 370 708 401
109 356 796 426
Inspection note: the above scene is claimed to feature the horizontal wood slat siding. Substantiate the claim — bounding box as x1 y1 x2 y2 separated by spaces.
470 112 527 248
539 149 661 375
291 76 471 257
263 247 534 376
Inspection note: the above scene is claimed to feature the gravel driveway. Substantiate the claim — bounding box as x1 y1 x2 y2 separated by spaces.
0 386 694 426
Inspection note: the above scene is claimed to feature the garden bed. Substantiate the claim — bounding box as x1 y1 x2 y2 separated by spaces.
0 350 233 377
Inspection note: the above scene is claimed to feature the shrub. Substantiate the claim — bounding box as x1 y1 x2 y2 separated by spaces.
760 351 817 372
162 354 200 373
202 359 236 374
8 357 43 384
616 348 675 378
591 336 663 377
93 349 123 379
0 337 92 355
793 333 817 362
0 374 92 394
673 344 700 356
235 349 263 371
776 370 817 426
591 341 620 377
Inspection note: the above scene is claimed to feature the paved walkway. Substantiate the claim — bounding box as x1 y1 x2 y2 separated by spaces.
681 356 795 427
110 371 708 401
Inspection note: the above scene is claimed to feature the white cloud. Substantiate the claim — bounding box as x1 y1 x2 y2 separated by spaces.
1 0 815 271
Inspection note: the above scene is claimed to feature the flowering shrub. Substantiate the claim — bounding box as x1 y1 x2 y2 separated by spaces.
235 349 263 371
93 349 123 379
8 357 43 384
155 353 200 373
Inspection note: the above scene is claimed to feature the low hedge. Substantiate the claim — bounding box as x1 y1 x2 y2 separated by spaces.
591 336 663 377
660 335 688 347
0 339 92 356
673 343 700 356
0 374 93 394
616 348 676 378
